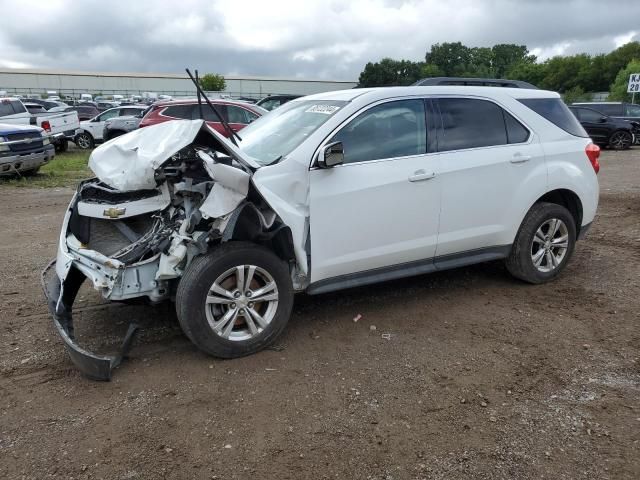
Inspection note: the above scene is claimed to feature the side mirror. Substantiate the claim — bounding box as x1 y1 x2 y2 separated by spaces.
317 141 344 168
599 116 607 123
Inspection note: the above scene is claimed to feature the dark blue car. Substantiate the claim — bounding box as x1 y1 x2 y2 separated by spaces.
0 123 55 175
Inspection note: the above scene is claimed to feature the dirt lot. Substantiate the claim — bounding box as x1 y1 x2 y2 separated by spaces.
1 149 639 480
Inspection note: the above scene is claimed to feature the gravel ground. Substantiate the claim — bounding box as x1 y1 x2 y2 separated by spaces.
0 149 639 479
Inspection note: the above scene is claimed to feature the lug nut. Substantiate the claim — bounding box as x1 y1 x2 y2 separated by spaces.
248 302 254 308
231 303 236 309
234 291 241 298
246 291 252 297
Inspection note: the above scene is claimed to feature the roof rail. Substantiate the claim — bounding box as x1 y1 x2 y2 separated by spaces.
412 77 538 89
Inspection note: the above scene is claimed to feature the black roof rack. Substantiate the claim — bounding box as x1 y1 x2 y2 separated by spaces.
412 77 538 89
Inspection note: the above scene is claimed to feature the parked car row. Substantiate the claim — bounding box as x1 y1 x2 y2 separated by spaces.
0 97 81 152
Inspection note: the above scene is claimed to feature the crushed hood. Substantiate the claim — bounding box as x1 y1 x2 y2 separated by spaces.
89 120 204 191
88 120 260 191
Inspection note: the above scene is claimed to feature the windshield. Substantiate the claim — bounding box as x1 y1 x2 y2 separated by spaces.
238 99 347 165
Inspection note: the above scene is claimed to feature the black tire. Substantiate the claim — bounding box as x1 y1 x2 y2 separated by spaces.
608 130 632 150
74 132 94 149
55 138 68 153
505 202 577 284
176 241 293 358
21 167 40 176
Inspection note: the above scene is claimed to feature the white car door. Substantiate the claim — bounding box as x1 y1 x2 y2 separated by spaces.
433 97 547 261
309 99 442 288
84 108 122 140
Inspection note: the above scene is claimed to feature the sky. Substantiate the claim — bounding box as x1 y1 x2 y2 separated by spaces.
0 0 638 80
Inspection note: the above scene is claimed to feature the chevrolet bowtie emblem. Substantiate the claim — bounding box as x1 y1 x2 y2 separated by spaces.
103 207 126 218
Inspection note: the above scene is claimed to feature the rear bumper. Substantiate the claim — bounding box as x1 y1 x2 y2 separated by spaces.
51 128 81 142
0 145 55 175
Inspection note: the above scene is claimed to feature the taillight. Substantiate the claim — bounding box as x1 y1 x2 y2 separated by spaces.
585 143 600 174
41 120 51 132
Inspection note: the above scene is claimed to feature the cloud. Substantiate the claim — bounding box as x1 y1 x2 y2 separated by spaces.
0 0 638 79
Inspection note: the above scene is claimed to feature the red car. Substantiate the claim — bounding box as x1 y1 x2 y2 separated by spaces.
139 99 267 137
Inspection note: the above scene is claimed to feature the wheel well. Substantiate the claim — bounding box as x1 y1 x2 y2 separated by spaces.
223 204 296 262
105 130 126 140
535 189 583 233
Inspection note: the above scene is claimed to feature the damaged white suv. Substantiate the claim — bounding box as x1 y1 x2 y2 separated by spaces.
44 86 600 379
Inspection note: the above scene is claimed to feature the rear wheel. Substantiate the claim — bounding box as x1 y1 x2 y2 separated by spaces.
609 130 632 150
506 202 576 284
176 242 293 358
55 138 68 153
74 132 94 149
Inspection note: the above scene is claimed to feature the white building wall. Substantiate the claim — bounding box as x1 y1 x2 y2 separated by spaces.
0 68 357 98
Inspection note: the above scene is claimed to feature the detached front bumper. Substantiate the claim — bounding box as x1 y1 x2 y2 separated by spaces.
42 196 143 381
41 260 138 381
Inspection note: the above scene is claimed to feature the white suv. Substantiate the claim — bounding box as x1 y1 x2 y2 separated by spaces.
44 85 600 379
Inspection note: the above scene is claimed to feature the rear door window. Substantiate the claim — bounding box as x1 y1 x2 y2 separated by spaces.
518 98 588 138
163 104 195 119
437 98 508 151
98 109 122 121
197 104 227 122
595 104 622 116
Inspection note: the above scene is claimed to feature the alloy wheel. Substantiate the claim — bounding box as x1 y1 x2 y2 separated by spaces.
530 218 569 273
610 131 631 150
76 134 91 149
204 265 279 341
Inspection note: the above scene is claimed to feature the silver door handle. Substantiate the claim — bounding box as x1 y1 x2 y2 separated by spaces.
408 170 436 182
510 154 532 164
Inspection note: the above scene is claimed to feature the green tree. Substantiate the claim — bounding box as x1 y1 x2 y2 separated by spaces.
491 44 535 77
506 61 547 86
540 54 592 92
608 59 640 101
562 86 590 104
199 73 226 91
358 58 424 87
419 63 444 78
425 42 472 76
602 42 640 88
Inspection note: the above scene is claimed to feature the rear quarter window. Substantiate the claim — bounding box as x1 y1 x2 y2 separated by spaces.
595 104 623 116
518 98 588 138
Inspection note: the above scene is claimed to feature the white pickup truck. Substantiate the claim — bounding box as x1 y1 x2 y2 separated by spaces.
0 97 81 152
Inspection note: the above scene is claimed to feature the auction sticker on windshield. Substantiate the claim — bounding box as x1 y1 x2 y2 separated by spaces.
305 105 340 114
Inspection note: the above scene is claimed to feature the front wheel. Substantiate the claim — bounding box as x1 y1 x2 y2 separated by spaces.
609 130 632 150
176 242 294 358
74 132 94 150
506 202 577 284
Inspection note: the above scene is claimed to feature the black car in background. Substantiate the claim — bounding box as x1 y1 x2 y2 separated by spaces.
572 102 640 145
256 94 301 111
569 106 637 150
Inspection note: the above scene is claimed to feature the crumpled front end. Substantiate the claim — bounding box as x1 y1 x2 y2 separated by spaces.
43 120 297 380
